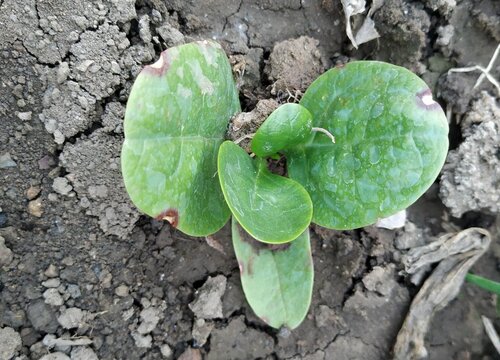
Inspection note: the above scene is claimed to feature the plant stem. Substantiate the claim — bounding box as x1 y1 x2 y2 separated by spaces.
311 127 336 143
234 133 255 144
465 273 500 295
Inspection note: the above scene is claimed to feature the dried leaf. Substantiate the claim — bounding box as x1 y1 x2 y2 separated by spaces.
482 316 500 355
342 0 384 48
354 16 380 46
205 235 226 255
341 0 366 48
394 228 491 360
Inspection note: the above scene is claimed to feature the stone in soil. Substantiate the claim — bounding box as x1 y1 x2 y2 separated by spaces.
440 92 500 217
27 300 59 333
178 347 202 360
0 236 13 266
115 284 129 297
0 153 17 169
137 307 161 334
131 331 152 348
207 316 274 360
28 198 43 217
160 343 173 359
42 278 61 288
43 288 64 306
57 307 84 329
26 185 41 200
0 327 22 360
45 264 59 278
395 222 428 251
189 275 227 319
362 265 396 296
52 177 72 196
192 318 214 346
70 346 99 360
39 353 70 360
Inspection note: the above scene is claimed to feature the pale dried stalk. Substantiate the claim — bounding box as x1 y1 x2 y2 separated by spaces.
482 316 500 355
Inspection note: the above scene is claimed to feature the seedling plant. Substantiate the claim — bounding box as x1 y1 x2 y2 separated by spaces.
121 40 449 329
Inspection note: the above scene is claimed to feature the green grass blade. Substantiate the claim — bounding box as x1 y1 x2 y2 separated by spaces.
466 273 500 295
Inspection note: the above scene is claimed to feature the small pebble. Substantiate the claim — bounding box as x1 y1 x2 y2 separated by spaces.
42 278 61 288
131 331 152 348
57 307 84 329
61 256 74 266
27 300 59 333
17 111 32 121
26 186 41 200
28 198 43 217
0 213 6 227
43 288 64 306
115 284 129 297
66 284 81 298
137 307 160 334
45 264 59 278
71 346 98 360
160 344 173 359
0 153 17 169
0 327 22 359
39 352 70 360
52 177 72 195
0 236 13 266
38 155 55 170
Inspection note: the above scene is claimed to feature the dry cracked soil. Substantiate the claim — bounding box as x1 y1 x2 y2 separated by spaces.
1 0 500 359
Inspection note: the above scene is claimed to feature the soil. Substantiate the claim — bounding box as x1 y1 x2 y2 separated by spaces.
1 0 499 359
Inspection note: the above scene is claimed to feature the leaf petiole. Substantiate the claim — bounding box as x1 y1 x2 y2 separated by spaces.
311 127 336 143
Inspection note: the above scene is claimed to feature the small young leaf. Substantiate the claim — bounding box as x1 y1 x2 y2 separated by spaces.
218 141 312 244
288 61 449 229
121 41 240 236
232 218 314 329
251 103 313 157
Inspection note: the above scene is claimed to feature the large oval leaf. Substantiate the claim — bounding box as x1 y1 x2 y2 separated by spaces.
218 141 312 244
251 103 313 157
121 41 240 236
232 218 313 329
288 61 449 229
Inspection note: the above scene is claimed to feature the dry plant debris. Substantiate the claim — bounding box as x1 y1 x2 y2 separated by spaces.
394 228 491 360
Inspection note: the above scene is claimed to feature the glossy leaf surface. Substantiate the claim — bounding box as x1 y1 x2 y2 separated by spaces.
232 219 313 329
251 103 313 157
121 41 240 236
218 141 312 244
288 61 449 229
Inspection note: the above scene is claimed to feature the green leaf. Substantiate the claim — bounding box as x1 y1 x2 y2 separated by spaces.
218 141 312 244
288 61 449 229
232 218 314 329
121 41 240 236
251 103 313 157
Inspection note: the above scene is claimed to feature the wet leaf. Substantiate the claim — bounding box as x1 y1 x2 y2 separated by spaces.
232 218 314 329
251 103 313 157
121 41 240 236
288 61 449 229
218 141 312 244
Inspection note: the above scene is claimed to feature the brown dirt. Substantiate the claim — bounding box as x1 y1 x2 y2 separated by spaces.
1 0 499 359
